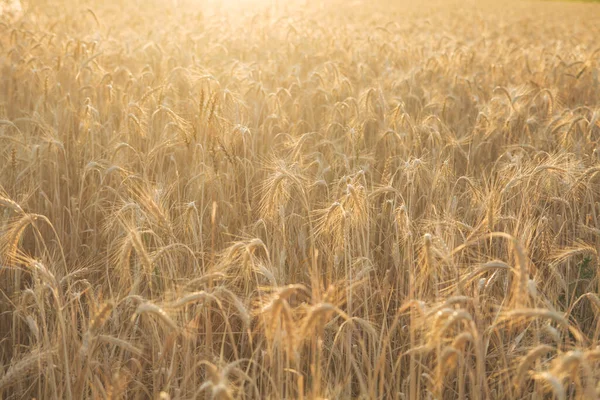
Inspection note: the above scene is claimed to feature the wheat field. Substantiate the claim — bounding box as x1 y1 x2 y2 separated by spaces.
1 0 600 398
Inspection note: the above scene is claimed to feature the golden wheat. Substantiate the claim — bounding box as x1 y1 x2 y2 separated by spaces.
1 0 600 398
